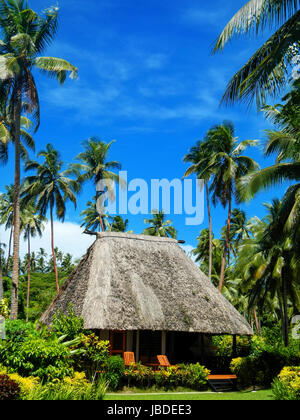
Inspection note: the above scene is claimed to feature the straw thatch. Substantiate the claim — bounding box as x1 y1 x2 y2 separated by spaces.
41 232 253 335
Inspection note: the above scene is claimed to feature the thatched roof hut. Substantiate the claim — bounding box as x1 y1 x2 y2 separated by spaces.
41 232 252 337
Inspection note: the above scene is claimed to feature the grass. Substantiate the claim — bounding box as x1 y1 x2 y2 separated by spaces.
105 389 273 400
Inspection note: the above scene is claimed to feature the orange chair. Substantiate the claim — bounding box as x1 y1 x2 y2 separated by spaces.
157 355 172 367
124 352 136 367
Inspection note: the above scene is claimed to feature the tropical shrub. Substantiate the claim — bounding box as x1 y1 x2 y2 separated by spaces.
3 320 47 343
124 363 209 391
0 336 74 381
105 356 125 390
72 334 110 379
51 304 85 340
272 367 300 401
0 299 10 319
26 377 107 400
212 335 250 357
0 374 20 400
231 350 300 388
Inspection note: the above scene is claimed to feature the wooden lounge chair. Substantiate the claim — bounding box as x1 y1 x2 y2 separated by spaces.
123 352 136 367
157 355 172 367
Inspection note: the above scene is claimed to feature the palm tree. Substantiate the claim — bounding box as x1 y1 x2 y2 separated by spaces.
0 1 78 319
0 242 6 300
23 144 79 295
221 208 251 259
213 0 300 107
0 99 35 164
143 210 177 238
37 247 47 273
0 185 14 274
69 138 124 231
80 197 111 232
235 201 300 346
184 140 214 280
193 229 224 287
241 84 300 202
205 121 258 292
111 216 130 233
61 253 74 274
20 203 45 321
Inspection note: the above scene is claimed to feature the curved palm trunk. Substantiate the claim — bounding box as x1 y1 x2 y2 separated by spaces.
10 80 22 320
219 194 232 293
99 215 104 232
50 206 59 295
6 226 13 275
26 229 31 322
205 181 213 281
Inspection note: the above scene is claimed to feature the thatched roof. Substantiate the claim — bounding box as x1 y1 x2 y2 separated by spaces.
41 233 253 335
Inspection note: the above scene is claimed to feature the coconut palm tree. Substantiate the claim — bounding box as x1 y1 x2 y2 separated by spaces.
0 97 35 164
0 185 14 274
111 216 130 233
0 242 6 300
213 0 300 107
36 247 47 273
204 121 259 292
69 138 124 231
143 210 177 239
80 197 111 232
0 1 78 319
22 144 79 295
184 140 214 280
20 203 45 321
221 208 251 259
236 201 300 346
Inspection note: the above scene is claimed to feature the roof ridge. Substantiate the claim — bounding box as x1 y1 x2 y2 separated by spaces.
96 232 178 244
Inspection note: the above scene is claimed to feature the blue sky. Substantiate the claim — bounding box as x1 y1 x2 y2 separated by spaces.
0 0 292 257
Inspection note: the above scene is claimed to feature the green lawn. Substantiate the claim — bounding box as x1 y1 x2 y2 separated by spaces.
105 390 273 400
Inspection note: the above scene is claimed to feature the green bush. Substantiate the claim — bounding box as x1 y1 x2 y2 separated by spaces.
272 367 300 400
26 377 108 400
0 336 74 381
212 335 250 357
125 363 209 391
72 334 110 379
51 304 85 340
0 374 20 400
106 356 125 390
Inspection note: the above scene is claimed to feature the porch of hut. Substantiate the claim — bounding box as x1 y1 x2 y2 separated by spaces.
100 329 238 373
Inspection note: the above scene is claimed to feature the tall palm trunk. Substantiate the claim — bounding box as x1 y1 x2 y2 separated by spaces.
50 205 59 295
26 228 31 322
10 80 22 320
6 226 13 275
205 181 213 281
282 275 289 347
219 193 232 292
0 247 3 301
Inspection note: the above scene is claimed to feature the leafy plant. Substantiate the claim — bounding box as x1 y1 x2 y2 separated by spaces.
0 374 20 400
272 367 300 400
105 356 125 390
51 304 84 340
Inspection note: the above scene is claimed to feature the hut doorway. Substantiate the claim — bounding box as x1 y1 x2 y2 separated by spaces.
110 331 126 357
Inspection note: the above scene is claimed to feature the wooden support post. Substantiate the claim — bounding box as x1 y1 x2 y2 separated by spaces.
232 335 237 358
136 330 140 362
161 331 166 355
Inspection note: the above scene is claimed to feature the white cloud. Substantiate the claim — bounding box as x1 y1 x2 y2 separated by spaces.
180 244 197 262
0 221 95 260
